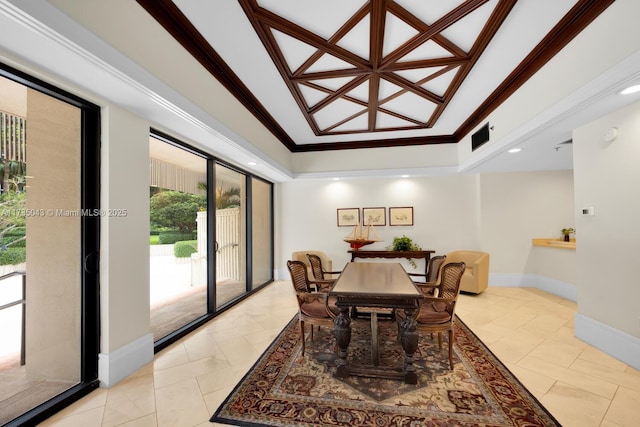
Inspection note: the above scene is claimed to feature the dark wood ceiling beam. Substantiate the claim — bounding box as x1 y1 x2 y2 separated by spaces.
370 0 386 71
380 0 489 68
291 134 457 152
239 1 321 135
368 0 387 130
308 75 370 114
300 82 370 110
455 0 616 139
381 72 443 104
290 69 370 82
427 0 517 126
414 64 459 87
251 6 371 71
375 107 425 127
295 4 369 76
384 56 469 72
322 109 368 133
386 1 469 58
368 75 381 131
136 0 298 149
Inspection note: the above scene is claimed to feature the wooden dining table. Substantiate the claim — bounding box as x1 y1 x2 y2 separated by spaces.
329 262 422 384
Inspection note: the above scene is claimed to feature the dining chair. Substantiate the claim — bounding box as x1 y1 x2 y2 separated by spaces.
291 250 333 282
306 253 342 292
396 261 465 369
408 254 447 296
287 260 338 355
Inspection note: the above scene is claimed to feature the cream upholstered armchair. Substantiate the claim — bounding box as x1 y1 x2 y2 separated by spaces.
445 251 489 294
291 251 336 282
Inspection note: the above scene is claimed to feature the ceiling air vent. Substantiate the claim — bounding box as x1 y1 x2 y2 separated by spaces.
472 123 490 151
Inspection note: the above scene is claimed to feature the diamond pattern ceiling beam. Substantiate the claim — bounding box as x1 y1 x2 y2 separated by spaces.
240 0 516 136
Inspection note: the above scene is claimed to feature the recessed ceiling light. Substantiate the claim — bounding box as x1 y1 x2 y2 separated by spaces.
333 177 340 181
620 84 640 95
508 148 521 153
401 174 409 178
247 161 257 166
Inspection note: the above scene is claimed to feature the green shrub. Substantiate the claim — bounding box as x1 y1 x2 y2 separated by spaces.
2 228 26 247
0 247 26 265
174 240 198 258
159 231 197 245
150 226 175 236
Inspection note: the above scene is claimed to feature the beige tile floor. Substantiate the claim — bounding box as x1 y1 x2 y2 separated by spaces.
38 282 640 427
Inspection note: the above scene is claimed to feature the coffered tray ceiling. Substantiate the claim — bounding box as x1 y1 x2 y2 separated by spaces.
137 0 612 152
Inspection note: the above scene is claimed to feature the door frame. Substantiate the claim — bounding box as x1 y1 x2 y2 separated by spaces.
0 62 101 427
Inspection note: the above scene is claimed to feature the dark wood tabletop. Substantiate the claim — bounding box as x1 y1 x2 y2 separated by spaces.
331 262 421 299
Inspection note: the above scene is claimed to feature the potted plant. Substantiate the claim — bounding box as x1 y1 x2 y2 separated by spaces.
388 235 421 268
561 227 575 242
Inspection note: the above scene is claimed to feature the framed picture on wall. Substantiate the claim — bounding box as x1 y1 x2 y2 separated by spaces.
363 207 386 226
389 206 414 226
337 208 360 226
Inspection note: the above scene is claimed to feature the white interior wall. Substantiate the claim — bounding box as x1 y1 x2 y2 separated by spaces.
277 172 576 282
291 143 458 177
277 175 479 278
573 99 640 368
479 170 575 274
98 104 153 387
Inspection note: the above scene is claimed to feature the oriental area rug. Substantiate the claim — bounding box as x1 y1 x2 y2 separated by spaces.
211 315 561 426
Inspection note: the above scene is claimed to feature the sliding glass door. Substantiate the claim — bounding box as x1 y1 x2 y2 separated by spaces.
149 131 273 347
0 66 100 426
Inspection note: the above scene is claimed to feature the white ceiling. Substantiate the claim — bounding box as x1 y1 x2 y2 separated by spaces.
2 0 640 182
171 0 576 144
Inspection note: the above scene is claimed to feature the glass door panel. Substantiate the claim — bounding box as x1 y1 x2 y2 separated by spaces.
149 136 208 341
214 164 246 307
0 76 83 424
251 177 272 289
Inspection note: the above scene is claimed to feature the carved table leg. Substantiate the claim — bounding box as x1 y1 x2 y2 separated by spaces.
399 308 418 384
334 306 351 378
371 311 379 366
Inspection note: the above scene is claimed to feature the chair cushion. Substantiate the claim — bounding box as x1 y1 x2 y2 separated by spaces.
300 298 333 318
416 303 452 324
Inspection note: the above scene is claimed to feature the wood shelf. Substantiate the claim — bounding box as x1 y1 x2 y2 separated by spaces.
532 238 576 250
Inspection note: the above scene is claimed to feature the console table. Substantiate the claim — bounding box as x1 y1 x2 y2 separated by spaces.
348 250 435 275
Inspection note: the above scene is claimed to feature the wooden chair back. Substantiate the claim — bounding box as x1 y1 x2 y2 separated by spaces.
287 260 312 293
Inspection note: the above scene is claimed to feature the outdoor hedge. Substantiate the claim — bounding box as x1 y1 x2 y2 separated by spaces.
0 247 26 265
174 240 198 258
2 231 26 248
159 231 197 245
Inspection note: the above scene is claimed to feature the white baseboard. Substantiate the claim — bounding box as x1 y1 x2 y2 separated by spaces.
489 274 640 369
274 268 288 281
488 273 577 302
98 333 154 388
575 313 640 371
